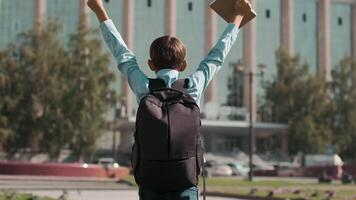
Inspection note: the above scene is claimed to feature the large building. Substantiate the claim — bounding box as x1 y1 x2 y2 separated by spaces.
0 0 355 157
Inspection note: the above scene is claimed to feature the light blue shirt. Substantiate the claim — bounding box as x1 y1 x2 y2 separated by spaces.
100 19 240 108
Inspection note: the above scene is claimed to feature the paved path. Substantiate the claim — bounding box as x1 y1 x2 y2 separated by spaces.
0 175 131 190
28 190 240 200
0 176 241 200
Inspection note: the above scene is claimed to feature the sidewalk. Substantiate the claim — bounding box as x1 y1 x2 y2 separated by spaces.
28 190 241 200
0 175 242 199
0 175 131 190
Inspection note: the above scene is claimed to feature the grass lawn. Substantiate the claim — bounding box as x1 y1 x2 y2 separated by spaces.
204 178 356 200
0 193 57 200
124 176 356 200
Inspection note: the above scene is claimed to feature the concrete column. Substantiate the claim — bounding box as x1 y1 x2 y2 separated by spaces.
79 0 90 27
281 0 294 54
243 0 257 122
122 0 134 117
318 0 332 82
34 0 46 32
204 2 218 104
352 2 356 60
165 0 176 36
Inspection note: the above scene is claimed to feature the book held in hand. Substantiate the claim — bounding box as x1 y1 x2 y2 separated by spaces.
209 0 257 28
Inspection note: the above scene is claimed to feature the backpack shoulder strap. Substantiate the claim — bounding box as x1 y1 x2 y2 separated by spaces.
172 79 189 93
148 78 166 91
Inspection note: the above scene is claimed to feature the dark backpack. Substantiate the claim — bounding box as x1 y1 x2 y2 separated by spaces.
131 78 204 191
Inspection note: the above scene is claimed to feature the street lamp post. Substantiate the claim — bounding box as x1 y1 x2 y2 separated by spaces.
236 61 266 181
248 72 254 181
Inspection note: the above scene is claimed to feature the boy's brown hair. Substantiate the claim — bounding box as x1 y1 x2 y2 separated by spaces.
149 36 186 70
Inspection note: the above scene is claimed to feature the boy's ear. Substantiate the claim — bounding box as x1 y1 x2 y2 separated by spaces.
148 60 158 72
177 60 187 72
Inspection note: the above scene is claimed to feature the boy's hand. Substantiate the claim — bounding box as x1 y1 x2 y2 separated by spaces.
234 0 252 16
87 0 109 22
233 0 253 27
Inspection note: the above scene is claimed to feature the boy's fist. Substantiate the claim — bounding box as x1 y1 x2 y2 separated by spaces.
234 0 252 16
87 0 109 22
87 0 105 13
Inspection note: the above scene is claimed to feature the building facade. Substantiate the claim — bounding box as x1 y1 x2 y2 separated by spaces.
0 0 355 156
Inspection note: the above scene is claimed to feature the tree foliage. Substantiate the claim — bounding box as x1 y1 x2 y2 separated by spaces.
226 63 244 108
330 58 356 159
264 48 333 154
0 20 116 160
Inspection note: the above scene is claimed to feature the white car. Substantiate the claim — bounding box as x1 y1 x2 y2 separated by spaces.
211 164 233 176
227 162 250 177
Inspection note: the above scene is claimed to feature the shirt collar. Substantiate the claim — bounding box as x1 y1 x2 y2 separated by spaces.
155 69 180 87
156 69 179 80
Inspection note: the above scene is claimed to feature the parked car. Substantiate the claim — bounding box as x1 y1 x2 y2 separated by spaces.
203 160 218 177
97 158 120 168
211 164 233 177
227 162 250 177
277 162 299 177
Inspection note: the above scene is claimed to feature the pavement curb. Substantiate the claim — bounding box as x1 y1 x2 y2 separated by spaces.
205 192 286 200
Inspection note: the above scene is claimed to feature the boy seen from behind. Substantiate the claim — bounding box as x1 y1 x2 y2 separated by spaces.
87 0 252 199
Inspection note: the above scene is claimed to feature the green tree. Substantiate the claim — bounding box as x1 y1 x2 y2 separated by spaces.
0 49 21 148
330 58 356 159
0 20 116 160
226 63 244 108
63 19 116 160
0 23 68 155
264 48 332 154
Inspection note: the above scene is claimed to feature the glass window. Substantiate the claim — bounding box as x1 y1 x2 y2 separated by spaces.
266 9 271 19
338 17 343 26
147 0 152 7
14 21 19 31
302 13 307 22
188 2 193 11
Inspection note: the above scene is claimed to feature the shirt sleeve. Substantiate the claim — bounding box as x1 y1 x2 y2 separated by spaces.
100 19 149 103
188 23 240 103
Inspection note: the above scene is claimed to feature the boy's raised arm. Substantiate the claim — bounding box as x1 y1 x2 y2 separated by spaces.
190 0 251 92
87 0 149 103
